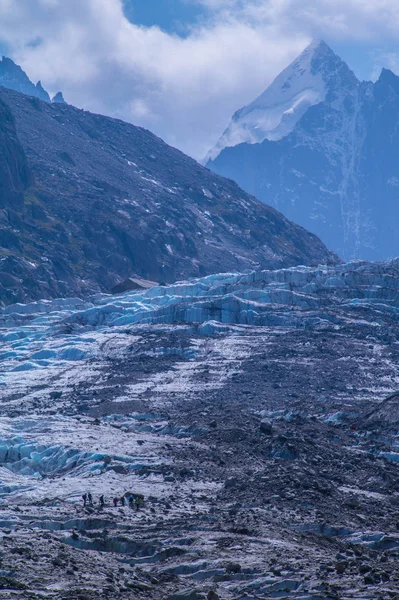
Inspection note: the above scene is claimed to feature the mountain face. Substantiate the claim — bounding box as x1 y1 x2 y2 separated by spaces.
0 85 337 306
0 56 64 103
207 41 399 261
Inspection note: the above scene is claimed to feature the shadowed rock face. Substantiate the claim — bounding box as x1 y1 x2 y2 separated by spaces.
0 86 337 306
0 98 33 209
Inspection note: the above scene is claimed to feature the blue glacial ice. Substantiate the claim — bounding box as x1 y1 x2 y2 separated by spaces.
0 258 398 380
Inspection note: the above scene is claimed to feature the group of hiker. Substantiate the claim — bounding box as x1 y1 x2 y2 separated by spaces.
82 492 143 511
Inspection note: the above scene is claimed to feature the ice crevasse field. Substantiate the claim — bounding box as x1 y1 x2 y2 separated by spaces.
0 258 398 504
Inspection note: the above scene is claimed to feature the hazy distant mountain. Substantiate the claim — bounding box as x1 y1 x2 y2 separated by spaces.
207 41 399 261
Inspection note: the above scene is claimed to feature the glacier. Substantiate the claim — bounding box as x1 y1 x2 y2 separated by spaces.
0 258 398 394
0 262 398 597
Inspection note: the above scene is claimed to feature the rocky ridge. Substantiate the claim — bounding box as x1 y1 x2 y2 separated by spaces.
0 56 62 103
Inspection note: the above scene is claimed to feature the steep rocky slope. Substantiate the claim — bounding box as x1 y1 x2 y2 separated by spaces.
0 260 399 598
0 85 337 306
0 98 32 210
208 41 399 262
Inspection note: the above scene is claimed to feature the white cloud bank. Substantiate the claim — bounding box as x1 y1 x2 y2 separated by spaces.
0 0 398 159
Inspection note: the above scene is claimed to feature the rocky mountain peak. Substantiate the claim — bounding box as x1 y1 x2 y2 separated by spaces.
377 67 399 89
0 56 49 101
306 38 345 64
292 39 336 72
208 43 399 262
309 39 357 79
35 80 51 102
0 56 23 75
207 40 358 161
52 91 66 104
0 56 31 89
0 56 66 104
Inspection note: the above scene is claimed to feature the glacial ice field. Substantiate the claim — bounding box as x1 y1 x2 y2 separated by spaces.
0 257 398 503
0 260 398 599
1 258 398 383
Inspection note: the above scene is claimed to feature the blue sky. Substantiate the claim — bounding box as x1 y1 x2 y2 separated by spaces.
123 0 206 35
1 0 399 158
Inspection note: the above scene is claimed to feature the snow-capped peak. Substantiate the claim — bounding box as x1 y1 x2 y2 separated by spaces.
207 40 358 162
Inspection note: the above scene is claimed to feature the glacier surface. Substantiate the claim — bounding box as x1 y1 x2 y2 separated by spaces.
0 258 398 393
0 261 398 599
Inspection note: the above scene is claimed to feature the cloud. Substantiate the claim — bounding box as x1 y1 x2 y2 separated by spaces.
0 0 398 159
193 0 399 40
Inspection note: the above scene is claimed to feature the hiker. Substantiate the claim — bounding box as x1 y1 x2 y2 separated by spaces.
120 496 126 507
82 493 87 507
135 496 141 511
88 492 93 505
99 495 105 507
128 495 134 509
113 497 118 507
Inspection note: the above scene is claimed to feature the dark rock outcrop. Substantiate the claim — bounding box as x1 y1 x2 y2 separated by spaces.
358 392 399 431
0 98 32 209
111 278 157 294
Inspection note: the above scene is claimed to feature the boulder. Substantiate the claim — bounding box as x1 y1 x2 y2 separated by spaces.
335 561 347 574
260 419 273 435
225 562 241 574
111 277 158 294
